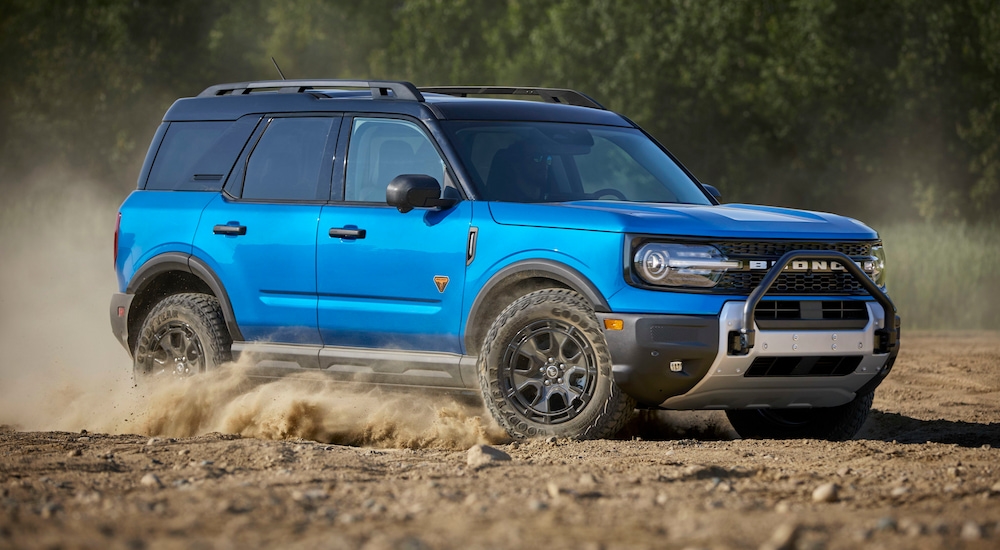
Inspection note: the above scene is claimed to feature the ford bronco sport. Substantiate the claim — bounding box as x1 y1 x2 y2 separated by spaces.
111 80 900 440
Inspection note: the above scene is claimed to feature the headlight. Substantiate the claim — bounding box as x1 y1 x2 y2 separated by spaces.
870 244 887 288
633 243 739 288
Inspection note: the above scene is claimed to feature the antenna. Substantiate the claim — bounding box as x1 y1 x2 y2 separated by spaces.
270 57 287 80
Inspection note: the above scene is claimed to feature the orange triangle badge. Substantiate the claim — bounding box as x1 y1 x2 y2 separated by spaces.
433 276 450 293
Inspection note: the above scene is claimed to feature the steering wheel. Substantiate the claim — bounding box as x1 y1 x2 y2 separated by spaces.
588 188 627 200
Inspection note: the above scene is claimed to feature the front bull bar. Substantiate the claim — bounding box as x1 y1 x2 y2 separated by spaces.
728 250 901 356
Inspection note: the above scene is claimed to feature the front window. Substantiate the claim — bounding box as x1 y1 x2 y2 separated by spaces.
442 121 711 204
345 118 446 203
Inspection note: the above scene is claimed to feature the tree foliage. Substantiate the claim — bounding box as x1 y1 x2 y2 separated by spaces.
1 0 997 223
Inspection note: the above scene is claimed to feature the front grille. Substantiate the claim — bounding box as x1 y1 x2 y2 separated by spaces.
715 241 873 258
754 300 869 329
755 300 801 321
718 272 869 294
755 301 869 321
711 240 878 295
745 356 863 377
819 300 868 321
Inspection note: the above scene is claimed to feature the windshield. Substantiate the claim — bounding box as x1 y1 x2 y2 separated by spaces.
441 121 711 204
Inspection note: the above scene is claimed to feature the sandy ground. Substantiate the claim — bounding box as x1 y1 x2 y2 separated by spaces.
1 331 999 550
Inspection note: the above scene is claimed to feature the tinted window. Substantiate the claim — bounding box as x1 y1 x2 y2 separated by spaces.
575 134 675 200
442 121 710 204
242 117 335 201
147 120 256 191
345 118 445 203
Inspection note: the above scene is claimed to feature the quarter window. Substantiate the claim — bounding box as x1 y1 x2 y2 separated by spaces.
147 120 254 191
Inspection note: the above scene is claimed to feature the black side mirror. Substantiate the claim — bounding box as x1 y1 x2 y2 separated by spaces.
386 174 458 214
703 184 722 202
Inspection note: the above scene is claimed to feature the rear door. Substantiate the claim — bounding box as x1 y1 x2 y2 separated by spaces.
316 116 472 356
193 115 341 348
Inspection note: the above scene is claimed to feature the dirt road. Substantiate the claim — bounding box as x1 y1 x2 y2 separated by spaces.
2 332 998 549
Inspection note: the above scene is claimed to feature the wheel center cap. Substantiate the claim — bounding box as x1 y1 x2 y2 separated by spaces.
545 365 560 379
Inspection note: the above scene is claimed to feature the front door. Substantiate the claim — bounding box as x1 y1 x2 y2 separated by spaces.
317 117 471 354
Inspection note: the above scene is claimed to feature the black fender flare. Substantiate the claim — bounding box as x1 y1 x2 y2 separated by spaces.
127 252 243 341
464 259 610 352
125 252 190 295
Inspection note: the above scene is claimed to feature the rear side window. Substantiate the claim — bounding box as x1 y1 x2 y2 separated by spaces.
241 117 336 201
146 118 257 191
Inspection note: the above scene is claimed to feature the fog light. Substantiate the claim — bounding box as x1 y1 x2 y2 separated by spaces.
604 319 624 331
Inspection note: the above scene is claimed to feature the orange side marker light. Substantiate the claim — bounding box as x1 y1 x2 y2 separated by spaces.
603 319 624 331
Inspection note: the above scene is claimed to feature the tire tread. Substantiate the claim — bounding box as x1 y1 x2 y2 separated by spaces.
477 289 635 440
133 292 231 378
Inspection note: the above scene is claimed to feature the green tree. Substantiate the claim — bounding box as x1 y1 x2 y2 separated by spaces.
1 0 997 223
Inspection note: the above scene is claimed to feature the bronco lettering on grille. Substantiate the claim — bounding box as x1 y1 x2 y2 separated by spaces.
743 259 875 273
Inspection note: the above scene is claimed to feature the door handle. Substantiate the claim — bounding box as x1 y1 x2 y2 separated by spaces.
213 224 246 236
329 227 366 239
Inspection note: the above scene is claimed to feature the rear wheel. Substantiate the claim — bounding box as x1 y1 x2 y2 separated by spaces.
478 289 635 439
133 293 231 381
725 391 874 441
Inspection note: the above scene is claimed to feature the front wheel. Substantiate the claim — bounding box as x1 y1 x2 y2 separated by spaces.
133 293 232 382
477 289 635 439
725 391 874 441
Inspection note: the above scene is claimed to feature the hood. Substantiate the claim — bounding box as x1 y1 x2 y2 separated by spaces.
487 201 878 240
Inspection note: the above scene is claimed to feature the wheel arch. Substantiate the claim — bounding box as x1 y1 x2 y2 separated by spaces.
464 260 610 353
125 252 242 353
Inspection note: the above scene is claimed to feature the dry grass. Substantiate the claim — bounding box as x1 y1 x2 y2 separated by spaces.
876 222 1000 330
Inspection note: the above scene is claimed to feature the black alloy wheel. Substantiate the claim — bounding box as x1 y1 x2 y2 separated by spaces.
133 293 231 382
478 289 635 439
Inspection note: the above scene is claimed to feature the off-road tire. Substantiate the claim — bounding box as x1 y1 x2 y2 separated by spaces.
725 391 874 441
478 289 635 439
133 293 231 382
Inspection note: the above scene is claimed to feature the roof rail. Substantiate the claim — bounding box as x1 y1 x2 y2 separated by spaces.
418 86 605 110
197 80 424 101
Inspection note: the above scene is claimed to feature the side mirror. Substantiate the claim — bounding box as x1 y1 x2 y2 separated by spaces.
703 184 722 202
386 174 458 214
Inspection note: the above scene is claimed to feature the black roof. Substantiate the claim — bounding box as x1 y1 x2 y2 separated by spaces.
163 79 631 127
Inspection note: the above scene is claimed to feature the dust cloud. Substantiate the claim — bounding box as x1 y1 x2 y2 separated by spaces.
0 172 137 433
0 173 503 449
138 365 507 449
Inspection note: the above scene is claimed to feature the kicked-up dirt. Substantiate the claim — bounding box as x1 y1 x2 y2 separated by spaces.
1 331 999 550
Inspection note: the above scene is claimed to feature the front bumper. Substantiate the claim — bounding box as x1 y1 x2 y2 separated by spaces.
602 250 900 409
602 302 896 408
600 313 720 405
669 301 893 409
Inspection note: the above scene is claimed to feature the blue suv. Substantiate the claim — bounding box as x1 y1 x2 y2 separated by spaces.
111 80 900 440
